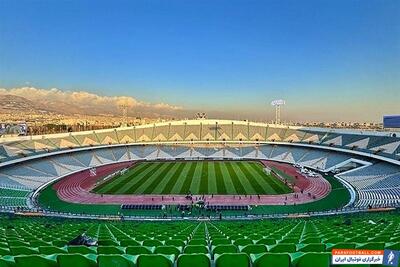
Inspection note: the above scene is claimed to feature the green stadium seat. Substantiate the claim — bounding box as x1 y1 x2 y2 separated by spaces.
41 237 55 243
67 246 97 254
214 253 250 267
269 234 283 240
385 242 400 250
300 237 320 244
154 245 182 257
324 237 344 243
250 252 290 267
248 234 263 241
14 254 58 267
192 237 205 241
390 236 400 242
327 242 356 251
291 252 331 267
229 235 243 240
134 236 148 242
0 247 11 256
175 236 189 242
51 240 68 247
136 254 175 267
211 238 231 246
97 246 125 254
347 236 368 243
9 247 39 256
142 239 163 247
239 244 267 255
209 234 225 239
356 242 385 250
38 246 67 254
297 243 325 252
97 254 138 267
368 236 390 242
212 245 238 255
189 239 207 246
177 254 211 267
0 256 16 267
120 240 141 247
126 246 154 255
255 238 276 245
156 235 171 242
98 240 119 246
57 254 97 267
8 241 30 247
267 243 296 253
29 241 51 247
281 238 298 244
233 239 253 246
165 239 186 247
184 245 208 254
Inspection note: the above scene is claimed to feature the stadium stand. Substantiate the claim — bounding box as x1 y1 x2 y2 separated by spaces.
0 120 399 161
0 142 399 211
339 163 400 207
0 120 400 267
109 147 128 161
323 152 353 170
159 146 188 157
0 120 399 215
52 155 86 170
73 132 100 147
258 145 274 159
0 187 30 208
287 147 309 162
0 212 398 267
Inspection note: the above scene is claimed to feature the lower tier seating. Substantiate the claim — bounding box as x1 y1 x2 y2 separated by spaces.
0 211 398 267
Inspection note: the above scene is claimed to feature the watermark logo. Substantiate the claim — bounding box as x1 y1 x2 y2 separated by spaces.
332 249 399 266
383 250 399 267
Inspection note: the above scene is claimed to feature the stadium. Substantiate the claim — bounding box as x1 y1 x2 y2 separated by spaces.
1 0 399 265
0 119 399 267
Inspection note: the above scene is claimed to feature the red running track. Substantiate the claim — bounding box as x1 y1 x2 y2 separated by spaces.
53 160 331 205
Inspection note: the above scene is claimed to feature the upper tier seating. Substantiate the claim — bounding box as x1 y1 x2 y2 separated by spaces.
0 120 399 163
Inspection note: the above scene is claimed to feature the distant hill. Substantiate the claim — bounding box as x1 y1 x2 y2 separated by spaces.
0 93 185 118
0 95 44 113
0 94 114 115
0 87 192 119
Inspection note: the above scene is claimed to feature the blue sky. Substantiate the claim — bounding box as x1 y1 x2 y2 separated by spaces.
0 0 399 121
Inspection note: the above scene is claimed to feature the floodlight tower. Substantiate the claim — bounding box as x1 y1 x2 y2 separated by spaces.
119 104 128 127
271 99 285 124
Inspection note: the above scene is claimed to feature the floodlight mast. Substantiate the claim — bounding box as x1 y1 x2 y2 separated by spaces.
119 104 128 127
271 99 286 124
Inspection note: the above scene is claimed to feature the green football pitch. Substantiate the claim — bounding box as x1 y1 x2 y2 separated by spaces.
92 161 293 195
